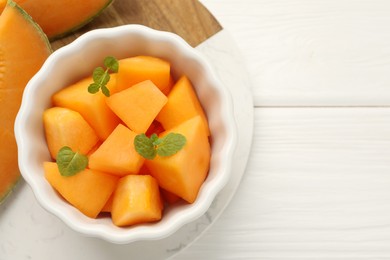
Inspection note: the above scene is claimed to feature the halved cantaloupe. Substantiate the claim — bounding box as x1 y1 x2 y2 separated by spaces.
44 162 118 218
0 0 114 40
156 76 210 136
89 124 145 176
43 107 99 159
52 75 120 140
115 56 171 93
111 175 163 227
0 0 51 203
106 80 168 133
145 116 211 203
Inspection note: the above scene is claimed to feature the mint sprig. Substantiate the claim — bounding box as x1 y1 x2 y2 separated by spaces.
56 146 88 177
88 56 119 97
134 133 186 160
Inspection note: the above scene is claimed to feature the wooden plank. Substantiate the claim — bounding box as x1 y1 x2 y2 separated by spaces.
200 0 390 107
178 107 390 259
51 0 222 50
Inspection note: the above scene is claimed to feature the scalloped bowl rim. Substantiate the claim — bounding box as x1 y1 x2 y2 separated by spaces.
14 24 237 244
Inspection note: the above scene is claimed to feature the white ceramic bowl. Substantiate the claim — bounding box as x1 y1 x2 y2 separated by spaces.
14 24 237 244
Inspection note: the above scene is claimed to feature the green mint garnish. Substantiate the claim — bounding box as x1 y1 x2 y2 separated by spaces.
134 133 186 160
56 146 88 177
88 56 119 97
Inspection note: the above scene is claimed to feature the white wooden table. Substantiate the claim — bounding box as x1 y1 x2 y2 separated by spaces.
177 0 390 258
2 1 390 259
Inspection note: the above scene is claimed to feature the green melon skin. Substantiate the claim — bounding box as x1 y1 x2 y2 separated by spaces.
48 0 114 41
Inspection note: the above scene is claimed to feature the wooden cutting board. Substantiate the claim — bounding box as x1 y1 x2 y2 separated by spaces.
51 0 222 50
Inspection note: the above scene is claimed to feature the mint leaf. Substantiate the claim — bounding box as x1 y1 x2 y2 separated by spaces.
134 132 186 159
156 133 186 157
134 134 157 160
92 67 110 88
88 56 119 96
101 85 110 97
92 67 105 82
104 56 119 73
150 133 159 144
87 82 100 94
56 146 88 177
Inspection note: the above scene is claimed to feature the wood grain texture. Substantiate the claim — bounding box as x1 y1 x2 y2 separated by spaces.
177 108 390 259
51 0 222 50
200 0 390 107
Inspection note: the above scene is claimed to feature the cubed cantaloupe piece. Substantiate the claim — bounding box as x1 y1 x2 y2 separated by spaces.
101 193 114 213
106 80 168 133
160 188 181 205
52 75 120 140
43 162 118 218
138 164 151 175
89 124 145 176
145 116 210 203
156 76 210 136
115 56 170 93
111 175 163 227
43 107 99 159
161 75 175 96
145 120 165 137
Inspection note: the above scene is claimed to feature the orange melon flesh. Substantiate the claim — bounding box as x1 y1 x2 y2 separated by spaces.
44 162 118 218
160 188 181 205
145 116 211 203
161 75 175 96
111 175 163 227
138 164 151 175
145 120 165 137
115 56 171 93
156 76 210 136
43 107 99 159
0 1 51 202
1 0 113 40
106 80 168 133
52 75 120 140
0 0 5 14
89 124 145 176
101 193 114 213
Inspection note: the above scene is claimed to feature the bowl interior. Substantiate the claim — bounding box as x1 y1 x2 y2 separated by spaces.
15 25 236 243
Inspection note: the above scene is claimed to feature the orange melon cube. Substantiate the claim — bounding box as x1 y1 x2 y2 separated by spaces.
43 162 118 218
138 164 151 175
145 120 165 137
52 75 120 140
161 75 175 96
115 56 170 93
160 188 181 205
43 107 99 159
101 193 114 213
106 80 168 133
156 76 210 136
89 124 145 176
111 175 163 227
145 116 211 203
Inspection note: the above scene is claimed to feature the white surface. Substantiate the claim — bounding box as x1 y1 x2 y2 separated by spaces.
201 0 390 107
178 108 390 259
177 0 390 259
